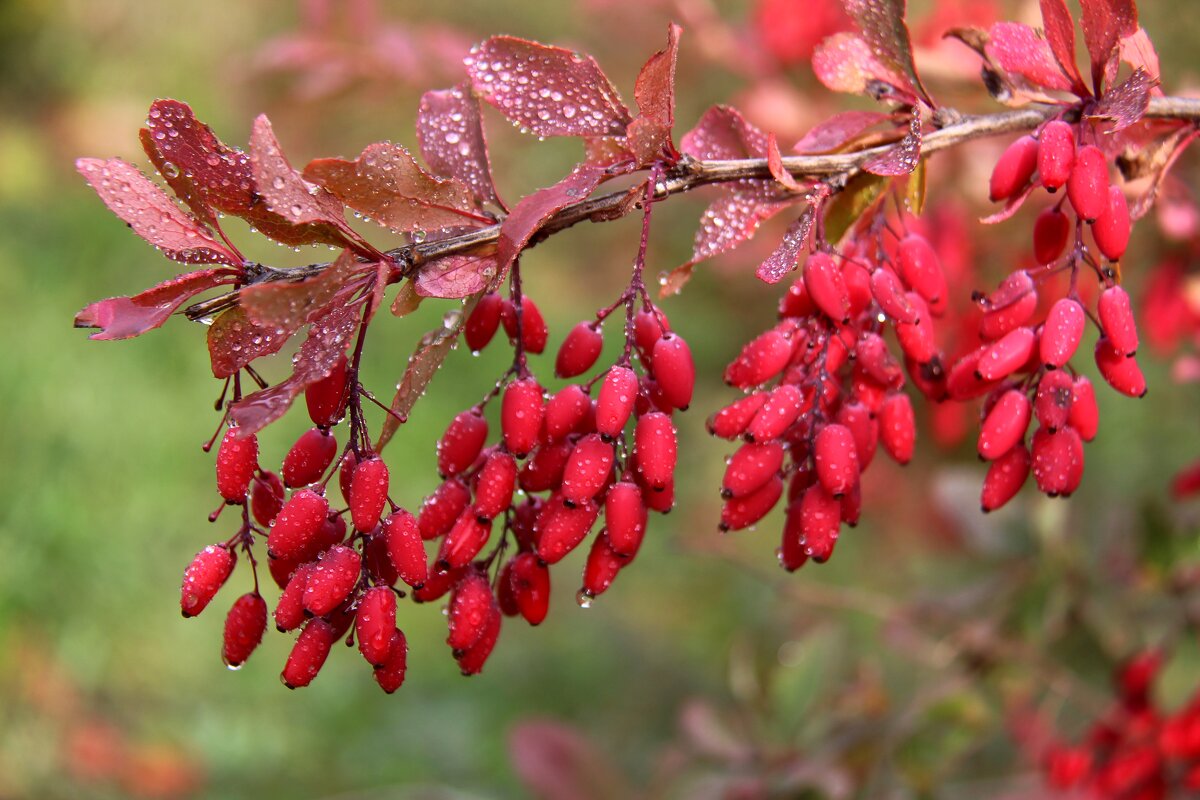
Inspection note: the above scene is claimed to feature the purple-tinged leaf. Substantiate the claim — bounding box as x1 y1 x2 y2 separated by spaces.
508 721 626 800
1092 67 1156 134
844 0 933 106
863 111 921 176
626 23 682 164
767 133 805 192
207 306 292 379
249 115 350 228
417 83 502 209
75 268 238 341
582 136 635 168
986 22 1074 93
1080 0 1139 93
415 251 498 299
757 207 816 284
980 181 1037 224
240 249 364 332
812 33 916 104
303 142 491 235
794 111 890 154
76 158 241 266
465 36 631 138
230 300 361 434
1039 0 1091 96
494 165 609 287
680 105 767 161
690 188 792 265
1120 28 1161 87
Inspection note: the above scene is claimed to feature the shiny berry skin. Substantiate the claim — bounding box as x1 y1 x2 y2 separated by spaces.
981 444 1031 512
215 428 258 503
896 234 947 309
979 271 1038 340
719 475 783 531
977 326 1037 382
509 552 551 625
305 354 348 427
1067 145 1109 222
562 434 615 506
282 427 337 488
281 618 335 689
447 571 494 653
543 385 592 442
501 378 544 457
798 483 841 563
1095 338 1148 397
870 268 919 324
501 296 548 354
363 531 397 586
978 389 1032 460
604 481 647 557
746 384 806 443
1031 426 1085 497
412 566 463 604
518 440 573 493
1034 370 1074 432
418 478 470 540
349 456 389 533
856 333 903 388
836 401 879 469
274 563 313 632
651 333 695 410
634 412 676 491
474 451 518 520
595 366 638 438
707 393 769 439
437 511 492 570
355 585 396 667
383 509 428 589
464 292 503 352
267 489 329 561
804 251 850 323
1068 376 1100 441
895 292 936 364
722 441 785 499
556 322 604 378
1032 207 1071 265
879 392 915 465
581 533 625 599
222 592 267 668
535 495 600 564
437 409 488 478
725 328 793 388
1037 120 1076 191
990 135 1039 201
1098 285 1139 356
1040 298 1086 368
250 471 285 528
455 605 501 676
303 545 361 617
1093 185 1131 261
633 306 671 356
373 629 408 693
180 544 235 618
814 423 860 498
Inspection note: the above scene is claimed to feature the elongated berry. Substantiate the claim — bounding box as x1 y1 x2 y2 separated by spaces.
652 334 695 410
412 566 463 604
1094 338 1147 397
355 586 396 667
501 296 548 354
633 306 670 356
946 345 1001 401
581 533 625 599
1040 298 1085 367
722 441 785 499
1033 207 1071 265
977 326 1037 381
447 571 494 653
978 389 1032 460
562 434 615 506
870 268 919 324
634 412 676 491
383 509 427 588
474 451 518 520
707 393 769 439
979 271 1037 340
282 427 337 488
604 482 647 557
836 401 879 468
418 478 470 541
216 428 258 503
456 605 501 676
275 563 313 632
719 475 783 531
535 495 600 564
305 354 348 427
895 292 936 364
896 234 947 309
596 367 638 439
267 489 329 561
518 441 572 493
779 504 808 572
1034 370 1074 432
1037 121 1075 191
879 392 915 465
1031 426 1084 497
363 531 397 586
222 593 267 668
543 385 592 442
437 510 492 570
856 332 903 388
990 135 1039 201
509 552 550 625
981 444 1030 512
814 424 860 497
464 292 503 352
798 483 840 563
1068 376 1099 441
779 276 816 318
250 471 285 527
437 409 488 478
1093 186 1131 261
181 544 235 618
501 378 544 457
281 618 335 689
556 322 603 378
746 383 805 443
349 456 389 533
641 478 675 513
843 260 872 315
1098 285 1139 356
1067 145 1109 222
725 328 793 388
303 545 361 617
373 629 408 693
804 252 850 323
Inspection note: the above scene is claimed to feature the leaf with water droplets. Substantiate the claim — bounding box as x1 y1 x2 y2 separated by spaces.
1080 0 1139 93
986 22 1074 93
75 268 237 340
240 249 364 332
844 0 933 106
76 158 241 266
376 296 476 452
767 134 805 192
415 251 498 299
680 105 767 160
794 111 890 154
249 115 350 228
390 280 423 317
1119 28 1160 87
689 187 792 268
207 305 290 379
862 111 921 176
757 207 816 284
465 36 631 138
811 33 915 103
1092 67 1156 134
417 82 501 209
230 300 361 434
304 142 491 234
1039 0 1090 96
626 23 682 164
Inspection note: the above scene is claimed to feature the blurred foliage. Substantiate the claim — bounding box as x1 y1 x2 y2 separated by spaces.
2 1 1200 798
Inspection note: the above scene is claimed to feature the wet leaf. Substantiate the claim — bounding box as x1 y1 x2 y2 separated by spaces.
823 171 888 243
465 36 631 138
980 181 1037 224
240 249 363 331
757 207 816 284
1092 67 1156 134
689 187 792 266
862 111 921 176
390 279 423 317
1119 28 1161 86
75 158 241 266
794 111 890 154
1079 0 1139 93
679 105 767 160
986 22 1074 93
416 82 501 209
207 305 292 379
1039 0 1091 96
811 33 915 103
249 114 350 229
75 268 238 341
626 23 681 164
844 0 933 106
767 133 806 192
415 250 499 299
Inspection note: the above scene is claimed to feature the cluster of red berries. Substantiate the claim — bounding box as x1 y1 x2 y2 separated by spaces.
1038 652 1200 799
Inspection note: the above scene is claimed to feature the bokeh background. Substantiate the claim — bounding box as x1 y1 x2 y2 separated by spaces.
3 1 1200 797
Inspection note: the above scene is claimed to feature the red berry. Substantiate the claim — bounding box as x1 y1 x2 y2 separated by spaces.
1034 370 1074 432
977 326 1037 381
725 327 794 388
437 409 488 478
707 393 769 439
509 552 551 625
1040 298 1086 368
581 533 626 600
535 495 600 564
604 481 647 557
640 477 675 513
222 592 267 668
896 234 947 309
267 489 329 561
518 440 573 493
180 544 234 618
978 389 1032 461
870 267 920 324
746 383 806 443
418 478 471 541
561 434 615 506
856 332 903 388
275 563 313 632
1037 120 1076 191
595 367 638 438
474 451 518 520
363 530 397 586
349 456 389 533
979 271 1038 341
543 385 592 441
497 560 520 617
1031 426 1085 497
1033 207 1072 265
1094 338 1147 397
722 441 785 499
634 412 676 491
990 135 1039 202
1098 285 1139 356
879 392 916 465
373 629 408 693
304 354 348 427
804 251 850 323
719 475 783 531
383 509 428 589
250 471 285 528
216 428 258 503
1093 185 1131 261
501 378 544 457
633 306 671 356
447 571 494 653
464 292 503 353
798 483 841 563
651 333 695 410
355 585 396 667
412 566 463 604
981 443 1031 512
281 618 335 689
836 401 879 469
946 345 1002 401
778 276 816 318
1068 376 1099 441
1067 145 1109 222
282 427 337 488
843 260 873 315
814 423 860 497
779 504 808 572
555 321 604 378
895 292 936 364
303 545 361 617
455 605 501 675
501 296 548 354
437 510 492 570
338 450 358 502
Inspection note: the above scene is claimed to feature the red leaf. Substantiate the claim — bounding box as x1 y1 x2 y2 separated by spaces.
1093 67 1156 134
229 301 361 434
767 133 805 192
75 268 237 341
1079 0 1139 93
415 251 498 299
494 165 609 286
1039 0 1091 96
416 82 502 209
465 36 631 138
680 105 768 160
862 110 921 176
1119 28 1161 87
985 22 1074 93
207 306 292 379
626 23 682 164
240 249 365 332
757 207 816 284
76 158 241 266
303 142 490 234
249 115 351 229
582 136 635 168
794 111 890 153
844 0 933 106
690 187 792 265
812 33 916 103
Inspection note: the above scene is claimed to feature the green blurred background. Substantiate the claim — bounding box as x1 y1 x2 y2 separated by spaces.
2 1 1200 798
